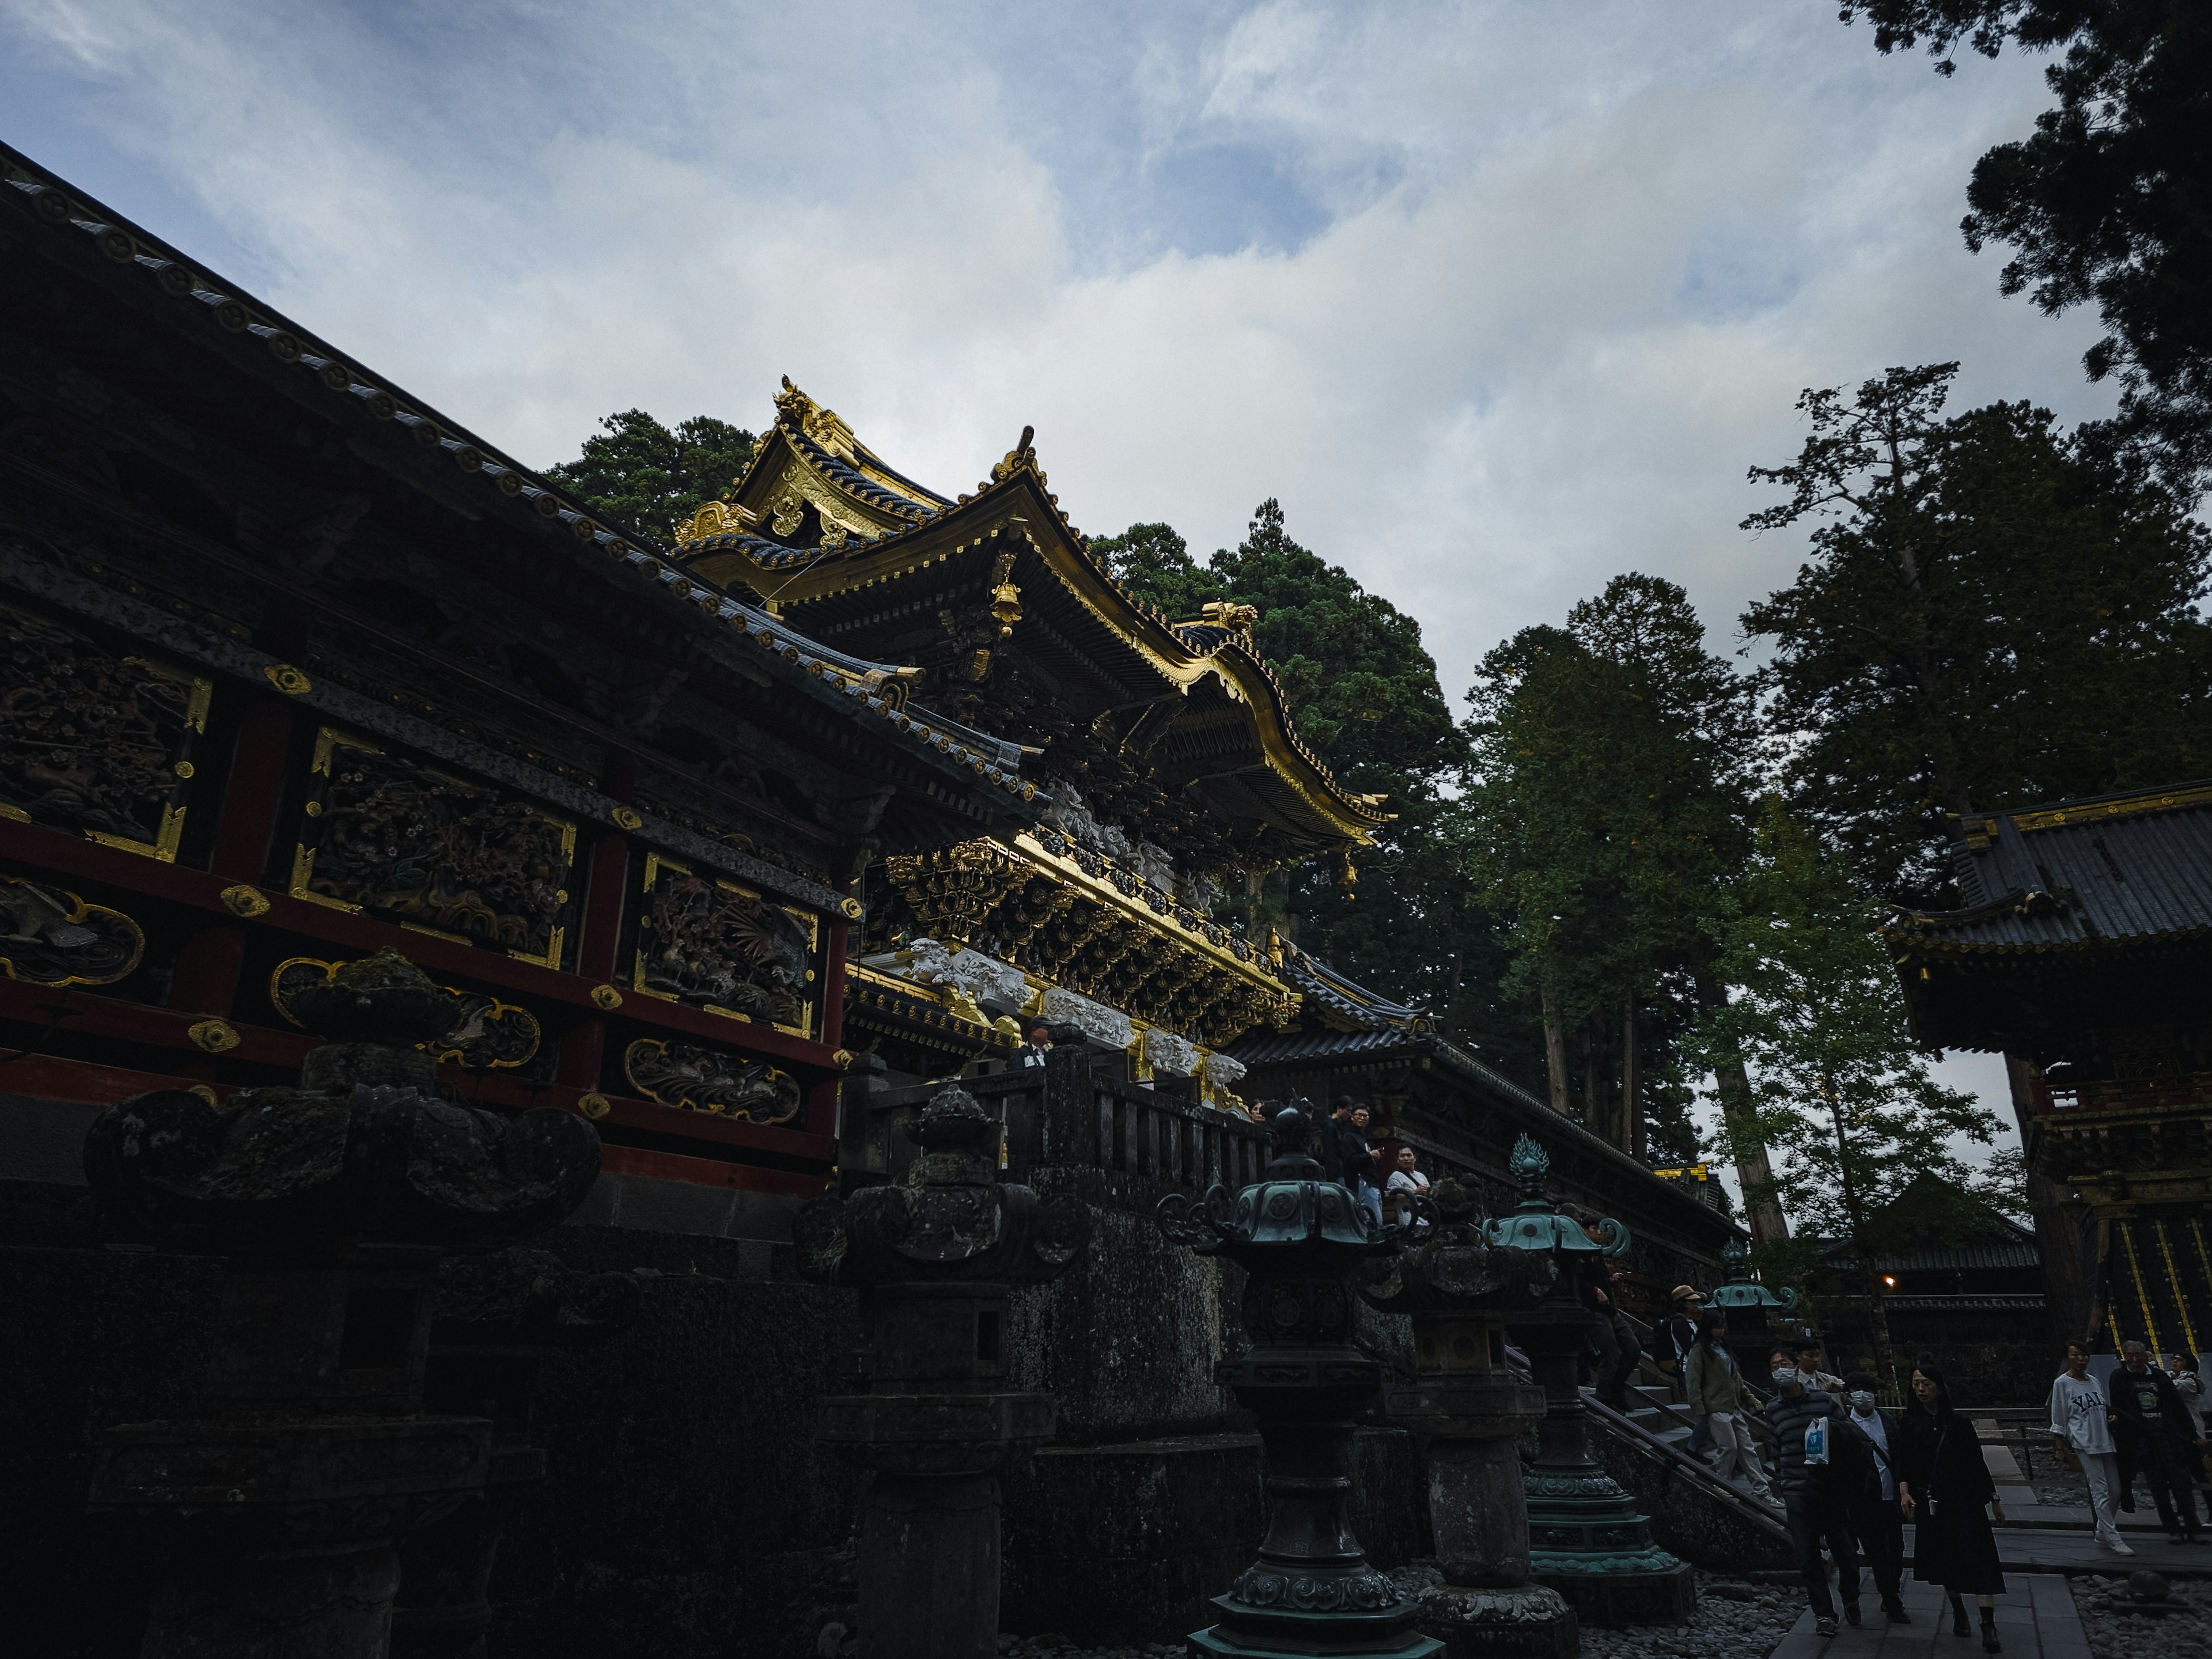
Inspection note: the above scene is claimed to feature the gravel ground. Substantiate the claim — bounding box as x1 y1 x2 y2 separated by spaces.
976 1565 1805 1659
1573 1570 1805 1659
2069 1573 2212 1659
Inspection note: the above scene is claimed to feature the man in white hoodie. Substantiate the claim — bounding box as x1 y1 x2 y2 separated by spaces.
2049 1339 2134 1555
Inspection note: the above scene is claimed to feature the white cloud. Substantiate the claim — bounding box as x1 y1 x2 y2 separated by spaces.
1 0 2115 710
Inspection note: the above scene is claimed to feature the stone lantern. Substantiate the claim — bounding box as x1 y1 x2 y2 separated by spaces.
793 1084 1089 1659
1356 1176 1576 1658
1154 1104 1442 1659
1709 1235 1800 1377
81 949 604 1659
1491 1137 1694 1629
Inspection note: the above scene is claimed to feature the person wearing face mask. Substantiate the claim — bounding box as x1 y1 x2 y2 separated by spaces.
2167 1352 2207 1484
1898 1361 2006 1650
1763 1346 1860 1637
1839 1371 1912 1621
2048 1339 2133 1555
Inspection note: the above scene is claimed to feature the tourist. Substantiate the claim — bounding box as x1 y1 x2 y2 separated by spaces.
1899 1361 2007 1650
2048 1338 2133 1555
1794 1337 1846 1395
1840 1370 1912 1620
1347 1104 1385 1229
1017 1019 1053 1069
1654 1286 1702 1378
1566 1208 1642 1410
1765 1347 1859 1637
2109 1338 2206 1544
2166 1352 2207 1482
1385 1145 1429 1225
1320 1096 1359 1183
1686 1309 1774 1503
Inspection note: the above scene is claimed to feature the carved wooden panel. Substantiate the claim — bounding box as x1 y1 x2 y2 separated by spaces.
623 1037 800 1124
0 598 209 861
270 956 543 1069
290 729 575 968
631 851 820 1039
0 872 145 985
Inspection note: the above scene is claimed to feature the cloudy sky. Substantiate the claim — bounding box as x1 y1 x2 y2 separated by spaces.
6 0 2096 1161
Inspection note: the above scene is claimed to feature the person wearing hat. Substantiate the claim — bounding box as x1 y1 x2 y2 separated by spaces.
1660 1286 1711 1456
1657 1286 1703 1377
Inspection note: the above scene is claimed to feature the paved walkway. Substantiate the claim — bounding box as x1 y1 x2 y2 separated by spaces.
1984 1524 2212 1576
1770 1574 2087 1659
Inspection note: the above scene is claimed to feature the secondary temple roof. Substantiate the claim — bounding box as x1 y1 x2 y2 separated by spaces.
1885 778 2212 1052
671 385 1392 864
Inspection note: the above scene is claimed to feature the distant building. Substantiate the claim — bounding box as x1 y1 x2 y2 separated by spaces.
1812 1172 2048 1402
1885 779 2212 1361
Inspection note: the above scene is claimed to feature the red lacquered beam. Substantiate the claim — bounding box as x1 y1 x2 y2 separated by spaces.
599 1142 832 1196
0 980 313 1068
0 817 843 1073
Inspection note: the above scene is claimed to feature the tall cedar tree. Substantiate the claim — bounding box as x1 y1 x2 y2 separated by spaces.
1839 2 2212 482
1741 362 2212 905
1688 798 2002 1371
1090 505 1494 1025
546 410 756 544
1460 576 1763 1180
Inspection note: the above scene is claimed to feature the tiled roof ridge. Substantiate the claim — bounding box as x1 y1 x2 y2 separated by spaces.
1956 775 2212 834
0 142 1038 809
1277 944 1427 1030
683 395 1390 836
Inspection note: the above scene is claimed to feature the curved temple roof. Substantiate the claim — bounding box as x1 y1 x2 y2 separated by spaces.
672 385 1392 860
0 145 1044 829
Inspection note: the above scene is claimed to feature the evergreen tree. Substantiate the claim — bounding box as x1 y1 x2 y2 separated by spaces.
1461 576 1766 1182
1090 521 1224 619
1839 1 2212 482
546 410 756 544
1094 503 1474 1016
1688 797 2003 1374
1742 362 2212 904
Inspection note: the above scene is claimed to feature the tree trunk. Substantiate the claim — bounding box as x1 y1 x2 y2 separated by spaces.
1830 1086 1894 1380
1711 1051 1789 1244
1580 1023 1599 1130
1540 980 1570 1116
1692 967 1789 1244
1622 998 1641 1160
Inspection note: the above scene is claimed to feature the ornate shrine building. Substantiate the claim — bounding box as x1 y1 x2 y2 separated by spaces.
669 362 1735 1293
0 140 1046 1241
1 137 1752 1653
1887 780 2212 1358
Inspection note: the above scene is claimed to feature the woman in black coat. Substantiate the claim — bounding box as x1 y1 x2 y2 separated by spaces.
1897 1362 2008 1650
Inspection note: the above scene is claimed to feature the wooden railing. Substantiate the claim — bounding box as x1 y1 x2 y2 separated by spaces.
840 1044 1272 1205
2031 1071 2212 1116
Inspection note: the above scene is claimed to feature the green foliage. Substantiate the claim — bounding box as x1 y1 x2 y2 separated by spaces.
1091 503 1471 1010
1460 575 1757 1155
1741 362 2212 903
545 410 756 544
1689 798 2003 1255
1090 522 1224 620
1839 1 2212 482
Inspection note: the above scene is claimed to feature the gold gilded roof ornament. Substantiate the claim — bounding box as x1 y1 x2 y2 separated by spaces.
1198 600 1258 634
774 375 857 461
990 425 1037 484
991 580 1022 638
675 498 761 546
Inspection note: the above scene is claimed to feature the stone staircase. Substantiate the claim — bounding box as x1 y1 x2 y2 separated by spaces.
1554 1351 1794 1570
